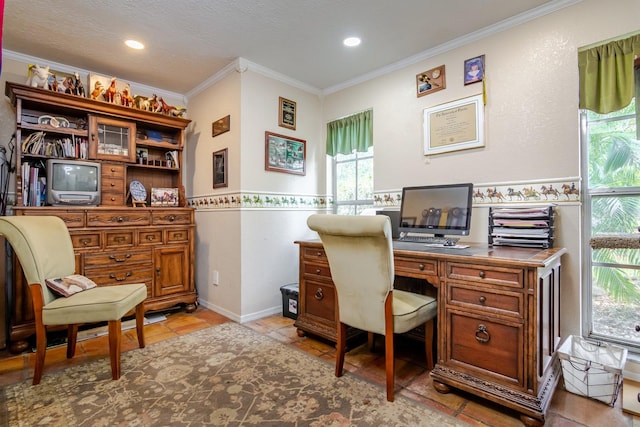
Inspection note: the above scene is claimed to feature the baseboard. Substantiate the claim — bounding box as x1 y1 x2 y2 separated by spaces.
197 298 281 323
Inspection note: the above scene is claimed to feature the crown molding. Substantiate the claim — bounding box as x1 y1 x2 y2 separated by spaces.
323 0 582 95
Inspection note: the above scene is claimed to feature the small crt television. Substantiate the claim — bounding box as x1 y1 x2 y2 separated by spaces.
46 159 101 206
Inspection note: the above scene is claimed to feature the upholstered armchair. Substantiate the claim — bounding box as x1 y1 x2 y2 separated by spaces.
0 216 147 385
307 214 437 401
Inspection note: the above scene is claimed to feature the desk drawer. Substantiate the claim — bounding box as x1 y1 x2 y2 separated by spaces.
302 247 327 262
395 256 437 277
151 210 193 225
105 230 135 248
446 262 523 288
303 262 332 280
87 211 150 227
447 309 524 387
84 250 151 268
448 282 523 318
305 280 335 321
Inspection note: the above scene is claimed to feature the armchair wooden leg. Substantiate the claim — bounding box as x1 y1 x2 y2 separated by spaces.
367 332 375 351
67 324 79 359
135 303 146 349
32 321 47 385
424 318 435 370
108 319 122 380
335 322 347 377
384 295 395 402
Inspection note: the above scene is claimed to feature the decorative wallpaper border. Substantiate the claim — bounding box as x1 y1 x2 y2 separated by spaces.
188 192 333 210
374 177 581 209
188 178 580 211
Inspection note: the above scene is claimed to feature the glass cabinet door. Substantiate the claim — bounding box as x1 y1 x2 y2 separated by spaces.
89 116 136 162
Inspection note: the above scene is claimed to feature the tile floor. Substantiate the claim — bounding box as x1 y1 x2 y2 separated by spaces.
0 307 638 426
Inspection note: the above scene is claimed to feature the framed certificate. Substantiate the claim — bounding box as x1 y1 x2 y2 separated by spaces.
424 94 484 156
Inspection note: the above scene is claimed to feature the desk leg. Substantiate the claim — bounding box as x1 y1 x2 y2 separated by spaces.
432 379 451 394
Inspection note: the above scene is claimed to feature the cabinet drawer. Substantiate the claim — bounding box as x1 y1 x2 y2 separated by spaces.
448 283 523 317
105 230 134 247
446 262 523 288
151 210 192 225
167 228 190 243
70 232 101 250
302 246 327 261
102 162 125 179
138 230 163 245
303 262 332 279
87 211 150 227
84 250 151 268
19 210 85 228
101 190 125 206
87 267 152 296
305 280 335 321
448 310 524 387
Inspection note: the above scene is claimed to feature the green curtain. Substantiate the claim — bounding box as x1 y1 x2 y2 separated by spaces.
326 109 372 156
578 34 640 114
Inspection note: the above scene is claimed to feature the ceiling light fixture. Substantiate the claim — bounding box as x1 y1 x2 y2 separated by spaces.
125 39 145 50
343 37 361 47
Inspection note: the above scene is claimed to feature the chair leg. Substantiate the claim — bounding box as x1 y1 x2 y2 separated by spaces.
424 318 435 370
367 332 375 351
335 322 347 377
135 303 146 349
67 324 79 359
384 295 395 402
32 321 47 385
108 319 122 380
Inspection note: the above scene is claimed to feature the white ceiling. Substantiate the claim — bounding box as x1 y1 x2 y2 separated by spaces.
3 0 571 95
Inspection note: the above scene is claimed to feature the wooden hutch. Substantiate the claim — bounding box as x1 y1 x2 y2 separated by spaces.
4 82 197 353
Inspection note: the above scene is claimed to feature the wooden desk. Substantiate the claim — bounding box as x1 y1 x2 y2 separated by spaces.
295 240 566 427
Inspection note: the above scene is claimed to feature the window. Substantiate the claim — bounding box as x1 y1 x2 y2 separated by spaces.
332 146 374 214
326 110 373 215
581 48 640 351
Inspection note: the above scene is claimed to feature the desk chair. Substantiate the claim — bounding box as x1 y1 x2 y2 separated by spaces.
307 214 437 401
0 216 147 385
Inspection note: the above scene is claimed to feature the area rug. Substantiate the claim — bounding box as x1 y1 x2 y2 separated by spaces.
0 322 464 426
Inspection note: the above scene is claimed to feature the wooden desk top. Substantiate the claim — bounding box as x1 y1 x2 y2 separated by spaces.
296 240 566 269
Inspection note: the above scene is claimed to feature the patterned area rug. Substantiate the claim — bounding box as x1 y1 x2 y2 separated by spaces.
1 322 464 426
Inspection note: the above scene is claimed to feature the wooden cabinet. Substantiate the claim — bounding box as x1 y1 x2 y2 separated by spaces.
295 240 565 426
4 82 197 354
8 207 196 353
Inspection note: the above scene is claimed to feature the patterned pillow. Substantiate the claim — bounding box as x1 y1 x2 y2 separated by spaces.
45 274 98 297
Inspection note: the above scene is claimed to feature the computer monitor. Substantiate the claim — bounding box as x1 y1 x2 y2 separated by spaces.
399 183 474 238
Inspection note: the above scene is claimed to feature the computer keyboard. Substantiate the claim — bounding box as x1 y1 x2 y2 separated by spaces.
399 234 459 246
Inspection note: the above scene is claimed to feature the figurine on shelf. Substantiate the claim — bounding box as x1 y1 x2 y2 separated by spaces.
26 64 51 90
170 107 187 118
72 72 85 97
90 81 104 100
121 83 134 107
104 77 118 103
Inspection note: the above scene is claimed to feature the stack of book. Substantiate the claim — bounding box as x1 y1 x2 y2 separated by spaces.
488 206 555 248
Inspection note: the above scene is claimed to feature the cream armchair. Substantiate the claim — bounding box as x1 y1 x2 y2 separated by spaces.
0 216 147 385
307 214 437 402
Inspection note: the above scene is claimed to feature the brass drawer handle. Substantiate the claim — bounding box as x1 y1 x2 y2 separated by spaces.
109 253 131 262
80 238 91 246
475 324 491 344
114 236 126 243
316 251 323 257
314 288 324 300
173 233 183 238
478 271 485 278
109 271 132 281
110 182 115 187
146 235 156 241
315 269 321 274
169 215 176 222
418 264 425 271
479 296 486 304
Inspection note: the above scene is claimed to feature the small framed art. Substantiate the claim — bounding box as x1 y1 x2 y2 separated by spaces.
278 97 296 130
265 131 305 175
151 188 179 206
212 115 230 137
213 148 228 188
464 55 485 85
416 65 446 97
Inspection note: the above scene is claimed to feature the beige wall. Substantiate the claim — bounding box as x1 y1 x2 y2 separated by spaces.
2 0 640 328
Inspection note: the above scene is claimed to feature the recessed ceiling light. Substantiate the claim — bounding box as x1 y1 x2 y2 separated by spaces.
125 39 145 50
343 37 361 47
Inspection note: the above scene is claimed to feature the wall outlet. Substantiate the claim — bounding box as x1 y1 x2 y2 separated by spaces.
212 270 219 286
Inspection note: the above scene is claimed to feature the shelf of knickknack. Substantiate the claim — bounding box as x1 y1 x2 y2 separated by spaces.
19 122 88 137
130 162 180 171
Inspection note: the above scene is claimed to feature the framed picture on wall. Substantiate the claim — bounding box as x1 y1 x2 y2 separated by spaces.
265 131 305 175
212 115 230 137
278 97 297 130
416 65 446 97
424 94 484 156
213 148 228 188
464 55 485 85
